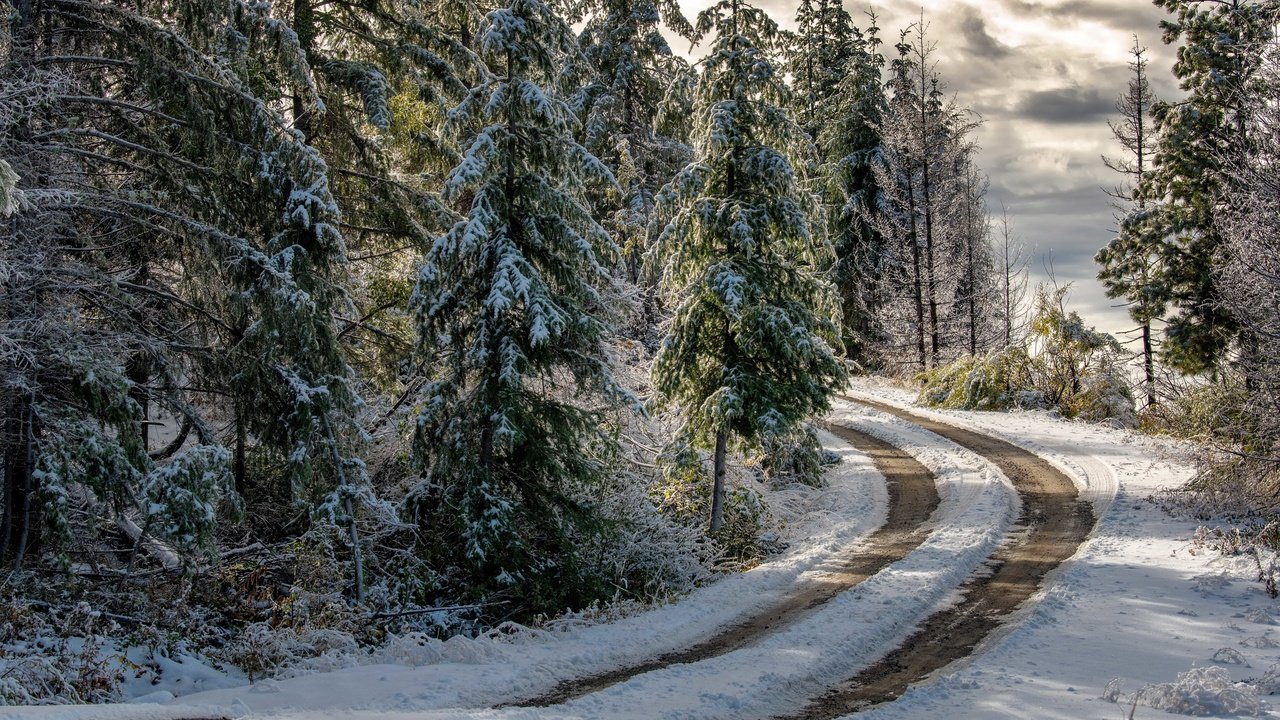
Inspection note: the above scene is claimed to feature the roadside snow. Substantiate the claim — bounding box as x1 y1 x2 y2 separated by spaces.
10 380 1275 720
845 377 1277 720
93 428 892 719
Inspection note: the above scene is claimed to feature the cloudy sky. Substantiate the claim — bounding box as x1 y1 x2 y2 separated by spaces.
679 0 1181 343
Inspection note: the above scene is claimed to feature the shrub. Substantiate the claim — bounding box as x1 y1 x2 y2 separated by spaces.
916 346 1036 411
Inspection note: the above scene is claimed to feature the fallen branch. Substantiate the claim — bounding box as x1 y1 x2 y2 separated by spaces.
368 601 506 621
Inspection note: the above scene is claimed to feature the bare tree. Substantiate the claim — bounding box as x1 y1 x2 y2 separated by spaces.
995 206 1030 348
1218 40 1280 499
870 19 980 372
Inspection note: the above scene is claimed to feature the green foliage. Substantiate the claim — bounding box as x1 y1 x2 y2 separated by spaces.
1117 0 1278 374
916 346 1037 411
651 0 848 456
409 0 630 613
760 424 827 487
815 14 889 364
1028 285 1120 390
917 286 1137 427
571 0 695 285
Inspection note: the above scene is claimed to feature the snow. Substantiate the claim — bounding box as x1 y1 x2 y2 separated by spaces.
12 378 1280 719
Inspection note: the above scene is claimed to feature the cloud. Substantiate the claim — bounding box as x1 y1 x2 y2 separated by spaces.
959 10 1012 59
1014 86 1116 124
1001 0 1167 36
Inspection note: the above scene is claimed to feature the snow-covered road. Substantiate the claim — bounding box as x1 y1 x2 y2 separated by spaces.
11 379 1279 720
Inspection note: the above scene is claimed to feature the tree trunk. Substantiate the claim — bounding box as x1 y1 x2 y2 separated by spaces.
923 163 939 367
907 176 926 371
292 0 315 140
1142 321 1156 407
966 174 977 356
710 428 727 532
233 411 247 497
2 391 39 570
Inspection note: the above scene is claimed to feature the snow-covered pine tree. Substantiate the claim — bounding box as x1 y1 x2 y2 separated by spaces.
570 0 695 291
787 0 856 139
1136 0 1276 374
651 0 847 532
0 0 376 589
268 0 476 392
410 0 628 609
818 12 888 365
1096 36 1162 407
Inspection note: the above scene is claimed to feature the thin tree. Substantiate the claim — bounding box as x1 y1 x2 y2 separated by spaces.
651 0 847 531
1097 36 1161 407
995 207 1031 349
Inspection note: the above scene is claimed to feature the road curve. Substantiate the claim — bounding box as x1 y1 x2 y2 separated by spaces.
509 423 941 708
773 396 1097 720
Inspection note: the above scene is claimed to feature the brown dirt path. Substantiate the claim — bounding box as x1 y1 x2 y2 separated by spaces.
774 396 1097 719
509 423 941 708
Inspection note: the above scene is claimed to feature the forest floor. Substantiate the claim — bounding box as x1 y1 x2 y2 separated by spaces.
8 378 1280 719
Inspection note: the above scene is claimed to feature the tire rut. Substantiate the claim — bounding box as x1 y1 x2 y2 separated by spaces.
773 396 1097 720
508 424 941 708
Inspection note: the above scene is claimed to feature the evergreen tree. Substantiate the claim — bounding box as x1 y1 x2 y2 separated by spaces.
788 0 856 138
409 0 628 608
817 12 889 365
570 0 695 289
1134 0 1276 374
0 0 371 581
1096 36 1162 406
651 0 847 532
269 0 476 392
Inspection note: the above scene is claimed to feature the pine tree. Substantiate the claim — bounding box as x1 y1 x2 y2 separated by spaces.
0 0 369 577
269 0 476 392
1137 0 1277 374
1096 36 1162 406
570 0 695 289
818 12 889 365
410 0 628 607
788 0 856 138
651 0 847 532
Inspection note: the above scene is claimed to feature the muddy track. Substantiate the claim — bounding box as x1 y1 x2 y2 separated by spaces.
773 396 1097 720
509 424 941 708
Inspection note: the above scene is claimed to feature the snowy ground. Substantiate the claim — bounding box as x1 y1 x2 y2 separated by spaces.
8 379 1279 719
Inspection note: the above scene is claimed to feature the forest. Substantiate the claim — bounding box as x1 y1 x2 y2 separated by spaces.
1 0 1279 711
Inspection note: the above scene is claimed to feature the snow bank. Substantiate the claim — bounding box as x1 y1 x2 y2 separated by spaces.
162 429 892 716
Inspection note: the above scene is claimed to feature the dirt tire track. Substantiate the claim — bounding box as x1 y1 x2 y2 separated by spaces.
509 424 941 708
773 396 1097 720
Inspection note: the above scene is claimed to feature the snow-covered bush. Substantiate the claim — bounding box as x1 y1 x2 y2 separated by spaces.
916 346 1036 411
1104 667 1268 717
1142 667 1266 716
574 467 710 602
1064 359 1138 429
0 602 124 705
759 424 832 487
915 285 1137 427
